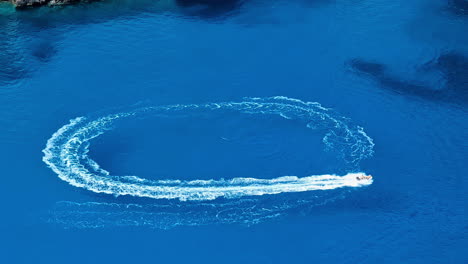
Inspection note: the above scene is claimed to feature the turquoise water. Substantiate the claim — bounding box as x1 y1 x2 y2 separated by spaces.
0 0 467 263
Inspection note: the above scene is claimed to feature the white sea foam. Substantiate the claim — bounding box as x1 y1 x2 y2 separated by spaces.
43 97 374 202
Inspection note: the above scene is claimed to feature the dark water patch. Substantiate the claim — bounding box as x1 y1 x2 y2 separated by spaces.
0 22 61 86
349 53 468 106
435 53 468 100
296 0 335 8
349 59 386 78
175 0 245 19
0 46 29 86
349 59 440 101
0 17 29 86
29 38 58 62
447 0 468 16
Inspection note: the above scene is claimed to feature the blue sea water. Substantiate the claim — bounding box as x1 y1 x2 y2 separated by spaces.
0 0 467 263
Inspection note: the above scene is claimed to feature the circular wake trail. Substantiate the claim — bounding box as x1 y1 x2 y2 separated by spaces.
43 96 374 201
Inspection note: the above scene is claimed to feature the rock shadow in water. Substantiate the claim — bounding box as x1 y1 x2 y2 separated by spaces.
349 52 468 106
175 0 244 19
447 0 468 16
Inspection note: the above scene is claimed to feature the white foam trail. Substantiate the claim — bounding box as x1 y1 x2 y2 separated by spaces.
42 97 374 201
48 199 287 229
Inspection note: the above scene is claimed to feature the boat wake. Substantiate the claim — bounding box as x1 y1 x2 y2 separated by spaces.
43 96 374 228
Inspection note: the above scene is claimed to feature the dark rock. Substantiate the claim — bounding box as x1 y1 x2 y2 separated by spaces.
9 0 88 8
11 0 50 7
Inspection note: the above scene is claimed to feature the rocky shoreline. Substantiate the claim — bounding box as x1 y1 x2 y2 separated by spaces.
3 0 92 8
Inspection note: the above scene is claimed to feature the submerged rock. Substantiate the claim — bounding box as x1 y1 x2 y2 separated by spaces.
348 53 468 106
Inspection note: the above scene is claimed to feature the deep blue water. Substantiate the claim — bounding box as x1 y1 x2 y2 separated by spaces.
1 0 467 263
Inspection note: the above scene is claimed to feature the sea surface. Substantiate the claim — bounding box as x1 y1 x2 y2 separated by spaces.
0 0 467 263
